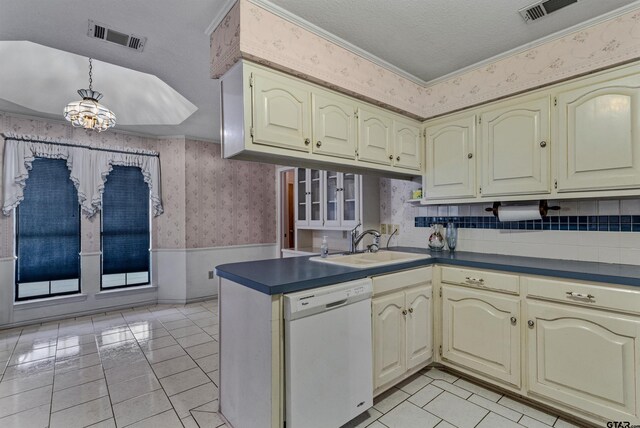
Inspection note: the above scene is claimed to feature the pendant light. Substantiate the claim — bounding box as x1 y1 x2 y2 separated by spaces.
63 58 116 132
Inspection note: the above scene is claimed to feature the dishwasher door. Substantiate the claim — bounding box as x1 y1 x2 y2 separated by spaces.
284 279 373 428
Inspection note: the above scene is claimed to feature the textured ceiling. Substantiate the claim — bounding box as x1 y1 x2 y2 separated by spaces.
269 0 638 82
0 0 638 140
0 0 223 140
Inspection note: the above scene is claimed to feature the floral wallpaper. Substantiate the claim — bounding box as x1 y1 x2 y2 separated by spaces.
0 112 277 259
184 139 276 247
211 0 640 120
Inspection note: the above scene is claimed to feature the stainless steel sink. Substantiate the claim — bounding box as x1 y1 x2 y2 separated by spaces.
309 251 430 268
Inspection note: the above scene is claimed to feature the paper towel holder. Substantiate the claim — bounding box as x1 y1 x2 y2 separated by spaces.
485 200 561 218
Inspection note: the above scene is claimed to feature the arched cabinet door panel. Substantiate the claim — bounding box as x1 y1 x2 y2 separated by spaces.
358 108 392 165
557 74 640 191
312 92 356 159
441 285 521 388
526 301 640 424
405 285 432 370
394 121 422 171
252 72 310 152
372 292 406 389
425 115 477 199
480 97 551 196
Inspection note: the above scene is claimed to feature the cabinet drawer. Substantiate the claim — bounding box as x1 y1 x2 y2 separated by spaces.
524 276 640 315
372 267 432 295
441 267 519 295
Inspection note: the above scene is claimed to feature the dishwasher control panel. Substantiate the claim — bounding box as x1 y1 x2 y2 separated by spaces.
284 279 373 321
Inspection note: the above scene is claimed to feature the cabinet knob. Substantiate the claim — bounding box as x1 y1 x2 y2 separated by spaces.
510 316 517 325
304 138 311 146
528 320 535 328
402 309 408 315
316 140 322 148
540 141 547 148
396 156 400 161
467 153 473 159
408 307 414 313
388 155 393 160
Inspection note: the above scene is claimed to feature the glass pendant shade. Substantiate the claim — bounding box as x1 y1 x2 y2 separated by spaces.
63 59 116 132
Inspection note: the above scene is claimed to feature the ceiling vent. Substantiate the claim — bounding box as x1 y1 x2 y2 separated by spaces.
87 20 146 52
519 0 579 23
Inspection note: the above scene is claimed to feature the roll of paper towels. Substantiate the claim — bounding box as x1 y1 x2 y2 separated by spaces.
497 205 542 222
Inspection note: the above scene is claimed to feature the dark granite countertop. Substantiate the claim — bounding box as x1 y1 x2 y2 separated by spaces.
215 247 640 295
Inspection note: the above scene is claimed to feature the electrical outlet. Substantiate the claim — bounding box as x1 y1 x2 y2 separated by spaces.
208 270 215 280
380 224 387 234
393 224 400 235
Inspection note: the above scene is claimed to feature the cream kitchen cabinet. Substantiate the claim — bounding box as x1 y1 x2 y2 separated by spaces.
221 60 421 178
312 91 357 159
372 268 433 393
357 107 393 166
441 284 521 388
526 300 640 424
523 275 640 425
294 168 323 227
556 72 640 192
480 96 551 196
424 114 477 199
252 70 311 152
393 119 422 171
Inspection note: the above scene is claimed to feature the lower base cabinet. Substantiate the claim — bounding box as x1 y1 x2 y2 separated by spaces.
527 300 640 424
372 284 432 391
441 285 521 388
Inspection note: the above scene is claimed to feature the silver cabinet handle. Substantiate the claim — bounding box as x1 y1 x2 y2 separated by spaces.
528 320 535 328
304 138 310 146
566 291 594 300
316 140 322 147
467 153 473 159
540 141 547 148
510 316 517 325
464 276 485 286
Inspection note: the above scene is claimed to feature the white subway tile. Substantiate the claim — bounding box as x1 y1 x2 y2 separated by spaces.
577 247 599 262
438 206 449 216
620 248 640 265
577 200 597 216
448 206 459 216
598 200 620 215
458 205 471 217
598 247 621 264
621 199 640 215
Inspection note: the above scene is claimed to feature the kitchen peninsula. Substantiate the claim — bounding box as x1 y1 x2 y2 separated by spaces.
216 248 640 428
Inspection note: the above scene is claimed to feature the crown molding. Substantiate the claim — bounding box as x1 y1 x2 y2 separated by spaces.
243 0 640 88
246 0 429 86
205 0 238 36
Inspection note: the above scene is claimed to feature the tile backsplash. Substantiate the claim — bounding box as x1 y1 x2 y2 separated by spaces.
379 178 640 266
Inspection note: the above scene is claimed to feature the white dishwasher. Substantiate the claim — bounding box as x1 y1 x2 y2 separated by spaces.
284 278 373 428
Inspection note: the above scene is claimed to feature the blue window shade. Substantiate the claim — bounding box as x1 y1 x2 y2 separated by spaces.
17 158 80 284
102 166 150 278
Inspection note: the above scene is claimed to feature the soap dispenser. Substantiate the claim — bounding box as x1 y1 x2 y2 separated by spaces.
320 236 329 258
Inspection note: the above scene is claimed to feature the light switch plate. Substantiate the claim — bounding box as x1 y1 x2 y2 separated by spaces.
208 271 215 279
380 224 387 234
393 224 400 235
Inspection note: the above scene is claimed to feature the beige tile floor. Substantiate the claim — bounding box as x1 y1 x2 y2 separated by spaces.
0 299 581 428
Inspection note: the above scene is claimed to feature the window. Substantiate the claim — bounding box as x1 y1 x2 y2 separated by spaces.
16 158 81 300
101 166 150 289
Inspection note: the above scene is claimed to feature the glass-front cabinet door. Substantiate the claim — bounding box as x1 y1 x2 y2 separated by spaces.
309 169 323 227
295 168 308 226
341 173 359 228
324 171 340 227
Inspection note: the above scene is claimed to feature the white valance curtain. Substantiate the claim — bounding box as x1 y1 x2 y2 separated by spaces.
2 133 163 218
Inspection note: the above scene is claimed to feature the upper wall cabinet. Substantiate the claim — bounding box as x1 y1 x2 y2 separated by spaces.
358 107 393 166
393 120 422 171
312 91 357 159
556 73 640 192
425 115 477 199
480 96 551 197
252 72 311 152
220 61 422 178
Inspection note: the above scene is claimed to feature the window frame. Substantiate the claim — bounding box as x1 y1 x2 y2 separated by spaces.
14 195 82 302
99 177 152 291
